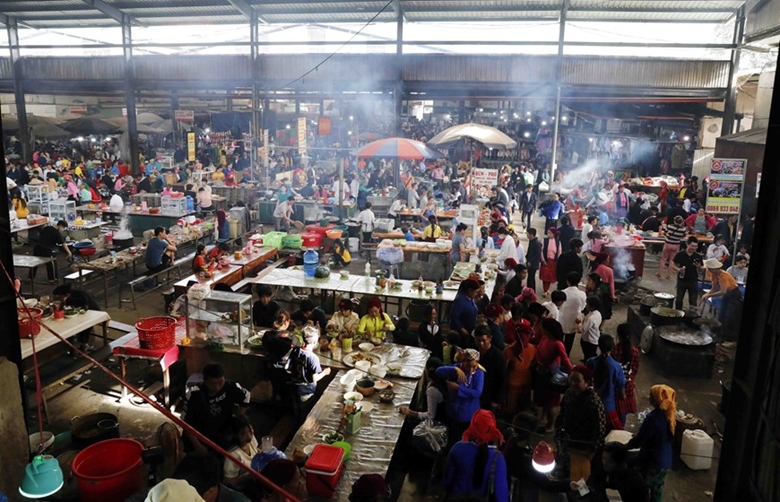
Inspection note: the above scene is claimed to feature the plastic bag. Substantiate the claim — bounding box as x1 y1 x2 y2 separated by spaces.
412 420 448 458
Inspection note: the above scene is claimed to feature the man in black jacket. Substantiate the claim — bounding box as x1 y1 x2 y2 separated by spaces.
518 184 537 229
525 227 542 292
474 325 506 411
557 238 584 291
711 214 738 248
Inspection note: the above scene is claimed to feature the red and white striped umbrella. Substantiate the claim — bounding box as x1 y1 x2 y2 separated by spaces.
356 137 443 160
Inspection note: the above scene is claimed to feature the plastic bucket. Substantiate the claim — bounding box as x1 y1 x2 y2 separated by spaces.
71 438 144 502
348 237 359 253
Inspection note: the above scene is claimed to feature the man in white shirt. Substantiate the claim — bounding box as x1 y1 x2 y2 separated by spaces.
273 199 295 231
349 176 360 200
496 227 519 268
578 295 603 360
542 290 566 323
388 196 405 219
513 232 527 266
407 182 420 209
357 202 376 256
559 272 587 355
331 179 350 200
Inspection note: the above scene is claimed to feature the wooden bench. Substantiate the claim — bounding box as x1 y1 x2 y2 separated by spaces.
119 252 196 309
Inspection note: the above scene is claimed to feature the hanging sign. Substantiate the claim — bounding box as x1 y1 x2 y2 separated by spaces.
175 110 195 122
297 117 307 155
187 132 196 162
471 168 499 189
706 158 746 214
318 117 332 136
69 105 87 115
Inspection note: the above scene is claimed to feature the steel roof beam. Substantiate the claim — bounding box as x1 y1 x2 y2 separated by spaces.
81 0 144 26
402 5 736 14
226 0 268 23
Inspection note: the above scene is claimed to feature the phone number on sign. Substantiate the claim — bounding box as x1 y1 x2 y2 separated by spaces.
706 204 739 213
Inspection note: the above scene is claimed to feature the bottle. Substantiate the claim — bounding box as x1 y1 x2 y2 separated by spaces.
303 249 319 277
435 277 444 295
418 273 424 292
678 265 686 279
364 262 371 277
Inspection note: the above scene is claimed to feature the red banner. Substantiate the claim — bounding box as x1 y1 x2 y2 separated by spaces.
318 117 332 136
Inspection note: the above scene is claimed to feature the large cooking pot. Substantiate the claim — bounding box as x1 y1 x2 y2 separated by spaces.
682 309 701 328
650 306 685 326
112 237 135 250
653 292 675 306
71 413 119 449
639 296 661 316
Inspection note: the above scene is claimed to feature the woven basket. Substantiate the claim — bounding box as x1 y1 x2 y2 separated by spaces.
136 316 177 350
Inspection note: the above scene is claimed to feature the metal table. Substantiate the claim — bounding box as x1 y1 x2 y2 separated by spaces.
21 309 111 360
283 344 430 500
13 254 56 295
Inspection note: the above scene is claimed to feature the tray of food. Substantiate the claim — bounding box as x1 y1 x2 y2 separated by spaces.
343 352 384 368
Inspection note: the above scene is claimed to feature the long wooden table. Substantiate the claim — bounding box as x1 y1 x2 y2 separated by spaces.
21 309 111 360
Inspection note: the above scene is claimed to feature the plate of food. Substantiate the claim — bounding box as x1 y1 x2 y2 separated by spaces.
343 352 384 368
443 280 460 290
322 432 345 444
246 333 266 350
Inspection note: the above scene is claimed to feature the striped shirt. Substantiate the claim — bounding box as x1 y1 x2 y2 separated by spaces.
664 223 687 245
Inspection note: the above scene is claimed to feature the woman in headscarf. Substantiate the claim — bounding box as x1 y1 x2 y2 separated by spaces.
435 348 485 443
539 227 562 296
555 365 607 482
443 409 509 501
534 318 573 431
215 209 230 243
357 297 395 342
326 298 360 338
626 384 677 502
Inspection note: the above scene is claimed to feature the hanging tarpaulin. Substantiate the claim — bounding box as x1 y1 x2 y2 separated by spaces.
298 117 307 156
706 158 746 214
318 117 332 136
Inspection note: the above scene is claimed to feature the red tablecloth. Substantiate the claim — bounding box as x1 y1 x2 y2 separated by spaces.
112 320 187 371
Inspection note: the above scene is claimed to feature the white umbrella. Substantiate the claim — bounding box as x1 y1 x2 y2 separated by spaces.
427 122 517 149
106 117 164 134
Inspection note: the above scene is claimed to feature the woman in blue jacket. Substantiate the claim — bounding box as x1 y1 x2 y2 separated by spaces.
444 409 509 502
435 348 484 445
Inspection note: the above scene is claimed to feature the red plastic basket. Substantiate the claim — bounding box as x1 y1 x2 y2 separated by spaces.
135 316 177 350
18 308 43 339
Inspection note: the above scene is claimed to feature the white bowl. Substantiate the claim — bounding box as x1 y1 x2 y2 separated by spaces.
355 360 371 373
358 343 375 352
28 431 54 453
386 363 402 375
343 391 364 403
355 401 374 413
369 365 387 378
373 380 390 391
340 373 357 390
303 444 316 455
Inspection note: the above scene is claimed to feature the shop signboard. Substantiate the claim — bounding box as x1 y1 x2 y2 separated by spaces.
175 110 195 122
187 132 196 161
297 117 307 155
471 168 499 189
69 104 87 115
705 158 746 215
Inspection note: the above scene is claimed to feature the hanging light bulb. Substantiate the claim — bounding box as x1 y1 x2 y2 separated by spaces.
532 441 556 474
19 455 63 499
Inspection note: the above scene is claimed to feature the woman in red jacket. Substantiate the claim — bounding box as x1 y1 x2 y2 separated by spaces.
684 208 717 234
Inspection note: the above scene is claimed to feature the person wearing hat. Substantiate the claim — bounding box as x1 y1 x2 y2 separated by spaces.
436 348 485 441
671 237 704 310
627 384 677 502
556 364 607 482
443 409 508 501
349 474 389 502
701 257 743 335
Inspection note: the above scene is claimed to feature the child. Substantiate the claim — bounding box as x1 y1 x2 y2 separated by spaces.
706 235 730 263
393 317 418 347
726 254 748 285
736 244 750 264
208 242 231 262
192 244 210 276
332 238 352 268
542 290 567 322
253 285 281 328
417 305 442 359
578 295 603 360
401 226 416 241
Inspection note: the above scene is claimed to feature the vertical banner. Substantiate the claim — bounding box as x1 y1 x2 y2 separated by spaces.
318 117 332 136
297 117 307 155
187 132 196 161
706 158 747 214
262 129 269 170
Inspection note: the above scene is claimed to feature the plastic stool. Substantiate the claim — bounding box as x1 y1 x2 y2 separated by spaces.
380 261 400 278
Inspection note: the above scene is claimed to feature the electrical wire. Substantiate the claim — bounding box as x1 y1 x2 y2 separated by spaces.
3 261 302 502
281 0 396 89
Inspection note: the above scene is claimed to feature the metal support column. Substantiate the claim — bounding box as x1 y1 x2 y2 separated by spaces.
722 6 745 137
458 100 466 123
122 18 140 175
7 18 29 163
170 95 179 151
250 11 261 181
226 98 234 113
549 0 569 187
393 0 404 139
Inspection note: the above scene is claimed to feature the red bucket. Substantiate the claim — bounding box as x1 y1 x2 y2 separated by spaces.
305 223 333 236
301 232 322 248
18 308 43 339
72 438 143 502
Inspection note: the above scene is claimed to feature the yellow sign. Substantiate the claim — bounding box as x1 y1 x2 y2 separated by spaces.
297 117 307 155
187 132 196 161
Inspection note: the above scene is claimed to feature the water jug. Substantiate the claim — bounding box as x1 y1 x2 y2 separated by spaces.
186 196 194 212
680 429 713 470
304 249 319 277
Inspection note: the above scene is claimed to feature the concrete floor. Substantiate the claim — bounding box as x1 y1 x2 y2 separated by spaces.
25 210 731 502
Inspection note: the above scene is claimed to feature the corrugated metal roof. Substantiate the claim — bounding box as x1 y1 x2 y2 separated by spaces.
717 127 766 144
562 58 729 88
0 0 746 28
745 0 780 42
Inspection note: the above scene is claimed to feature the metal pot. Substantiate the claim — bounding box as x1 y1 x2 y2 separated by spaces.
639 296 661 316
650 306 685 326
70 412 119 448
682 309 701 328
112 237 135 250
653 292 675 306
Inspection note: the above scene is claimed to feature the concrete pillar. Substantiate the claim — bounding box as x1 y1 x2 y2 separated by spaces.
723 7 746 136
6 18 30 163
0 358 28 502
458 100 466 123
122 19 140 175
